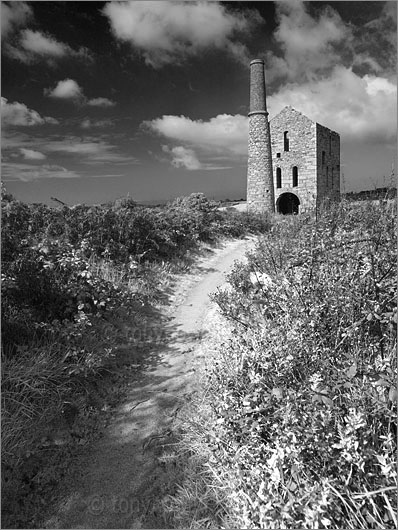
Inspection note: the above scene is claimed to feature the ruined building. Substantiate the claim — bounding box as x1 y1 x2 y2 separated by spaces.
247 59 340 214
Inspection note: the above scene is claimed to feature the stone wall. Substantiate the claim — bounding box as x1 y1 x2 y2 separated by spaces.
270 107 317 212
316 124 341 203
248 104 341 213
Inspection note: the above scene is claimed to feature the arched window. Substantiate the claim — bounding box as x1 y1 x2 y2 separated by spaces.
292 166 298 187
276 167 282 188
284 131 289 152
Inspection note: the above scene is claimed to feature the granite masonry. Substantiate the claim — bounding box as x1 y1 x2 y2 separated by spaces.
247 60 340 214
247 59 275 213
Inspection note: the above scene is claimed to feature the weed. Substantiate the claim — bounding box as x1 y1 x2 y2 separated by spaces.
165 199 397 529
1 189 269 527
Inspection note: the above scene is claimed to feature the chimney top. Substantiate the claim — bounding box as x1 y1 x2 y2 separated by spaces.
250 59 264 66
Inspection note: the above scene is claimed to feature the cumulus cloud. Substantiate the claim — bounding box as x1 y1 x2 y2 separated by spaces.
162 145 202 170
1 97 59 126
44 79 116 107
266 0 396 84
1 1 32 38
45 79 84 100
21 30 69 57
266 0 351 82
161 144 231 170
260 0 396 146
147 66 396 159
268 66 397 142
146 113 247 168
103 1 260 67
20 148 47 160
146 114 248 156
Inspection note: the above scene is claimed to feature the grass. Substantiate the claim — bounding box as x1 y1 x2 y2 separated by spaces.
1 256 174 528
1 192 272 528
162 198 397 529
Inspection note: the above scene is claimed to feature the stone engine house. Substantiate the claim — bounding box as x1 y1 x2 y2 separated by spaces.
270 106 340 214
247 59 340 214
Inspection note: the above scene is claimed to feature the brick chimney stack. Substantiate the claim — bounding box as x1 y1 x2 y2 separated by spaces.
247 59 275 213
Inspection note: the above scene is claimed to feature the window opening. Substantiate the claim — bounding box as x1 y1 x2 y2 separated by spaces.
292 166 298 187
326 166 329 188
283 131 289 152
276 152 281 158
322 151 325 165
276 167 282 188
329 134 332 155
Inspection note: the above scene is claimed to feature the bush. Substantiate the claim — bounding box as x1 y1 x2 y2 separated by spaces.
168 199 397 529
1 189 270 527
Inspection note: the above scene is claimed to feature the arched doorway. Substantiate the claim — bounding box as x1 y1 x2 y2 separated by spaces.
277 192 300 214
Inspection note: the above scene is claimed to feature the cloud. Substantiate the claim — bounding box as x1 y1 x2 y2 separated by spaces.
44 79 116 107
103 1 261 67
260 0 396 145
44 137 138 165
266 0 396 83
162 145 202 170
20 148 47 160
46 141 107 155
146 64 396 161
353 1 397 77
161 145 231 170
266 0 351 83
4 28 93 64
21 30 69 57
2 130 136 166
80 118 114 129
86 97 116 107
146 114 248 156
1 1 32 38
268 66 397 142
2 162 80 182
1 97 59 126
45 79 84 100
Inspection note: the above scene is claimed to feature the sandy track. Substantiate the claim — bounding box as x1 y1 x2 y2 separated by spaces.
43 236 256 529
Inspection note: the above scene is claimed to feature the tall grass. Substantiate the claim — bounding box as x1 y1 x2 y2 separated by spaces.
1 190 271 527
164 198 397 529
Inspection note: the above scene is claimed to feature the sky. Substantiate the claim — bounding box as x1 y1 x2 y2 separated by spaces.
1 1 397 206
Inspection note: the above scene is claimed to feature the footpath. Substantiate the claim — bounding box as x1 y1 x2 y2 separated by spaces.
43 236 256 529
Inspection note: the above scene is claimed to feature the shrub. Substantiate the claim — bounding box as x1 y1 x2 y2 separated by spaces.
1 190 270 527
169 199 397 529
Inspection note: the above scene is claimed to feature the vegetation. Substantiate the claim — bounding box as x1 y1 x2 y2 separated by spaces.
343 186 397 202
164 198 397 529
1 187 270 528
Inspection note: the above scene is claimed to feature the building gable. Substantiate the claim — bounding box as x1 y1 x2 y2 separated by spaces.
270 106 314 128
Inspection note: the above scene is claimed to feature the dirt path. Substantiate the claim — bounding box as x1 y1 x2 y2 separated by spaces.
43 236 256 529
